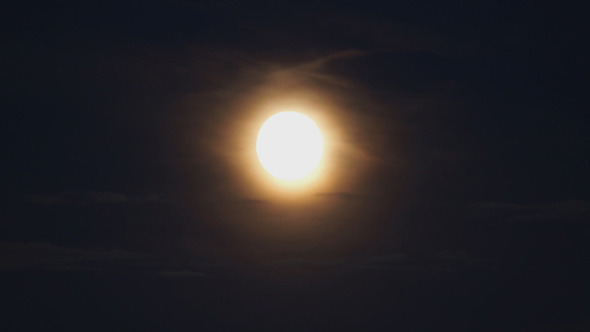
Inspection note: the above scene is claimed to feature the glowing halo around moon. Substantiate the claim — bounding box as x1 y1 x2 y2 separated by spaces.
256 111 323 181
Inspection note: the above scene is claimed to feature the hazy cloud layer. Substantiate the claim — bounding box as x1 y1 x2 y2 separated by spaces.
28 192 160 206
474 199 590 222
0 241 217 277
314 192 358 200
0 241 148 271
262 250 491 273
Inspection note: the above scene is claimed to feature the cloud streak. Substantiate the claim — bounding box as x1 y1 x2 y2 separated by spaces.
314 192 358 200
0 241 149 271
28 192 160 206
474 199 590 222
261 250 492 273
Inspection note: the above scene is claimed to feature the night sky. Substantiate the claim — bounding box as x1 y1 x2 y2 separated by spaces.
1 1 588 331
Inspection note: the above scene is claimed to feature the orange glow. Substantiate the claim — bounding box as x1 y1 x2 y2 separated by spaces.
180 64 383 207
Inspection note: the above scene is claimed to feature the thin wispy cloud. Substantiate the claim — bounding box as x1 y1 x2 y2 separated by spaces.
474 199 590 222
315 192 358 200
0 241 149 271
28 192 160 206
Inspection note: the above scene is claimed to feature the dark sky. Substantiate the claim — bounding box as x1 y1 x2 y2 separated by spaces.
1 1 588 331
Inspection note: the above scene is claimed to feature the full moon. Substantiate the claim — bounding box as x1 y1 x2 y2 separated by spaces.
256 111 323 181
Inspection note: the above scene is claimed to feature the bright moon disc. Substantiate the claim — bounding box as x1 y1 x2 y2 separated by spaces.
256 111 323 181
